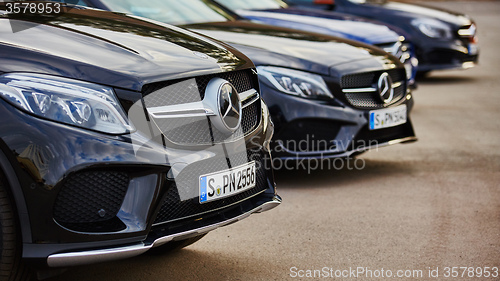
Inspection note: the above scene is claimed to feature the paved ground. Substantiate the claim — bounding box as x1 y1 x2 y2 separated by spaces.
50 2 500 280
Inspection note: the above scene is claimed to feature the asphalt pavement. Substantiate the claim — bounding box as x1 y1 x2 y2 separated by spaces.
49 1 500 280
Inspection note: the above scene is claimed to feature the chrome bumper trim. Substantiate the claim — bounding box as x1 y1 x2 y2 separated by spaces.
46 244 150 268
47 197 281 268
276 136 418 160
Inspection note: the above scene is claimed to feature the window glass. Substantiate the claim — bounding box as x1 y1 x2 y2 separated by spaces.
215 0 282 10
49 0 89 7
98 0 234 25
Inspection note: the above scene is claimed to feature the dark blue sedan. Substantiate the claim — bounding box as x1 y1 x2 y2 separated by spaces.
214 0 417 84
285 0 479 75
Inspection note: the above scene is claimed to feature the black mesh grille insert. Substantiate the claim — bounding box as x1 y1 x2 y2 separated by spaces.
274 119 342 153
143 69 260 146
196 69 254 95
153 150 268 224
352 121 415 151
142 69 254 107
340 68 407 109
341 69 404 89
241 102 259 133
341 72 376 89
53 171 129 224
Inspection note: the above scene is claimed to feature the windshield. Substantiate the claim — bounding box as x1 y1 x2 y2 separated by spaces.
215 0 284 10
45 0 89 6
99 0 236 25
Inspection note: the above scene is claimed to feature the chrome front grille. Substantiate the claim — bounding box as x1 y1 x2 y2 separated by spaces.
142 69 261 146
377 41 404 60
340 68 407 109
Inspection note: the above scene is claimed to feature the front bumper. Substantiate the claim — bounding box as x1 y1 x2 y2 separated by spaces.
415 38 479 72
0 97 278 267
47 195 281 267
261 83 417 160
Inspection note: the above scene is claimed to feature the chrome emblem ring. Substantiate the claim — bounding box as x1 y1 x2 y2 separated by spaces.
205 78 241 134
377 72 394 104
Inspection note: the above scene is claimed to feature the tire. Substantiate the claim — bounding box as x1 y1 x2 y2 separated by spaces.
0 172 31 281
416 70 431 79
147 234 207 255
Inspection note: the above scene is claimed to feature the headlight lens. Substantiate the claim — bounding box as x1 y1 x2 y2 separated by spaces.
411 18 452 39
0 73 134 134
257 66 334 99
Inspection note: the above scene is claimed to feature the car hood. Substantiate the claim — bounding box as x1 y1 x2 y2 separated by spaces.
183 21 392 76
364 1 472 26
238 8 399 45
0 9 253 91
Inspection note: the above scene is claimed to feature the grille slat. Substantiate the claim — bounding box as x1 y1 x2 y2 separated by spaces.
341 72 376 89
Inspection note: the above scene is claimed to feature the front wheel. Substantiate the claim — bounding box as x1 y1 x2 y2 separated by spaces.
0 172 32 281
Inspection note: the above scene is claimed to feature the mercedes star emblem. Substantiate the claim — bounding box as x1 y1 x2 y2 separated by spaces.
377 72 394 104
204 78 242 134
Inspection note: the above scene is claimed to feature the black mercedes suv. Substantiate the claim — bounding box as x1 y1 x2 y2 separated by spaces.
0 5 280 280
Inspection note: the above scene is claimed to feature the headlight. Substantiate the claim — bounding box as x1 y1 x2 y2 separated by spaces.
0 73 134 134
411 18 452 39
257 66 333 99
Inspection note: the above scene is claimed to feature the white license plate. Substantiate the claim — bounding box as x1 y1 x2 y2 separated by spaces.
199 161 256 204
468 43 479 55
369 105 407 130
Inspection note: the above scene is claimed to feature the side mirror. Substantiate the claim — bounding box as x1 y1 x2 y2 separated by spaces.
313 0 335 10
